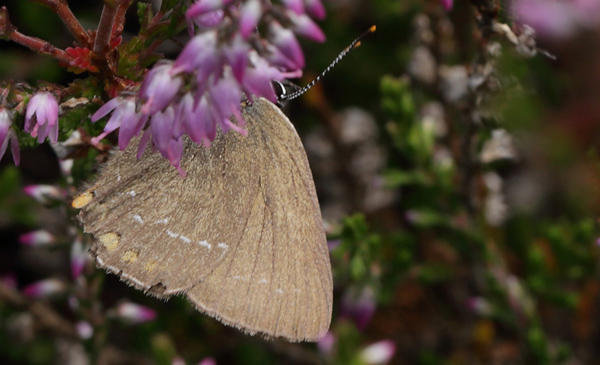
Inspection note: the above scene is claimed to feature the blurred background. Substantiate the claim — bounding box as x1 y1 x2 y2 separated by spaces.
2 0 600 364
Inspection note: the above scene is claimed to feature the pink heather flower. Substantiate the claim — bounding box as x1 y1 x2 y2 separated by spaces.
70 238 87 279
269 22 305 69
466 297 493 316
76 321 94 339
239 0 262 38
187 0 235 18
96 0 327 173
223 34 250 82
341 286 377 331
179 93 217 146
243 52 292 103
317 331 336 354
139 63 183 115
208 74 247 134
23 278 66 298
172 31 220 82
147 106 186 176
19 230 55 246
327 239 341 251
439 0 453 10
114 302 157 324
24 92 60 143
0 108 20 165
282 0 305 15
23 184 64 204
91 96 146 150
359 340 396 364
286 11 326 42
283 0 326 19
513 0 600 39
191 10 224 29
198 358 216 365
305 0 326 19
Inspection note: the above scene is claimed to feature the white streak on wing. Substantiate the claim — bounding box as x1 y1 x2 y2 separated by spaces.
127 190 136 196
217 243 228 249
166 230 179 238
117 174 121 182
121 272 150 289
233 275 249 282
198 240 212 249
154 218 169 225
258 278 268 284
179 235 191 243
133 214 144 224
276 289 284 294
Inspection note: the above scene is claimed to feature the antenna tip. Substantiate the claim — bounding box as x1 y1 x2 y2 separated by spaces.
369 25 376 33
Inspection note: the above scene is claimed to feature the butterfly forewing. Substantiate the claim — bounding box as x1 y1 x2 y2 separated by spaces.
75 98 332 342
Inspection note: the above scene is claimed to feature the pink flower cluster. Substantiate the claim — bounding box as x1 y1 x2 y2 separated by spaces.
513 0 600 38
92 0 326 175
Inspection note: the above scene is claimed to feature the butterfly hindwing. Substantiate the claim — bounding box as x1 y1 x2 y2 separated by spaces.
75 98 332 341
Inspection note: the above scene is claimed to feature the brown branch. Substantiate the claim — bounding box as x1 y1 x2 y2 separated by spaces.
9 30 72 63
31 0 91 46
93 2 118 57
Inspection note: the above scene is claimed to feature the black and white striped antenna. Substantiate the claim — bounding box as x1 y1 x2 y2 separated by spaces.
278 25 376 102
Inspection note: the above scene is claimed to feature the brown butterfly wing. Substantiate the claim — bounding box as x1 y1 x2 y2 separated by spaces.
75 98 332 341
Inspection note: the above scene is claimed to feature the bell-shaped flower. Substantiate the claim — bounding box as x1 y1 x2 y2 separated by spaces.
113 302 157 324
149 106 186 176
282 0 304 15
187 0 234 18
0 108 19 165
76 321 94 339
23 278 66 299
25 92 60 143
91 96 146 150
223 34 249 82
70 238 87 279
243 52 287 103
439 0 453 10
340 286 376 331
209 74 246 134
180 93 216 147
359 340 396 364
140 63 183 115
269 22 305 69
305 0 326 19
287 11 325 42
23 184 65 204
239 0 262 38
172 31 221 86
19 230 55 247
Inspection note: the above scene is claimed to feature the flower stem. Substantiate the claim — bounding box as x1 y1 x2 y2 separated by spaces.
33 0 91 46
93 2 118 57
9 30 71 63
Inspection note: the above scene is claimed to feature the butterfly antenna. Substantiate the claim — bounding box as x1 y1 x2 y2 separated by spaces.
279 25 376 102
